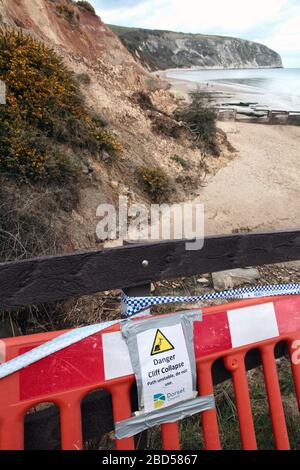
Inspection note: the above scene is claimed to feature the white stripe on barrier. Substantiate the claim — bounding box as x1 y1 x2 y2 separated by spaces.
0 341 5 365
103 331 133 380
227 302 279 348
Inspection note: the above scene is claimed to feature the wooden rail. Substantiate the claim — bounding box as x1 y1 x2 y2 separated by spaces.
0 230 299 309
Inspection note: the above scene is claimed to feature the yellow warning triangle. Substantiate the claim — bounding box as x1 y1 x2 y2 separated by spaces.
151 329 175 356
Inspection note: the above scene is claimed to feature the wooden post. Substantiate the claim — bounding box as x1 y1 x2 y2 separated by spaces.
122 240 151 316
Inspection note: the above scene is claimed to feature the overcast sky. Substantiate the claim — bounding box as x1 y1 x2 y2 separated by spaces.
90 0 300 67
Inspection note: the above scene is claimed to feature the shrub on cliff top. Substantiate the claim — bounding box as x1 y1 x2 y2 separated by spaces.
0 29 122 181
76 1 96 15
55 4 80 25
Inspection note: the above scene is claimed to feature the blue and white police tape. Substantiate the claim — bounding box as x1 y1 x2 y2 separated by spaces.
0 283 299 380
121 283 300 317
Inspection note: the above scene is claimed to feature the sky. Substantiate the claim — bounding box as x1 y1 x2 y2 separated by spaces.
90 0 300 68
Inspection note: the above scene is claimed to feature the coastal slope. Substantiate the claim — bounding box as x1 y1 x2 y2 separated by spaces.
110 25 283 71
0 0 232 253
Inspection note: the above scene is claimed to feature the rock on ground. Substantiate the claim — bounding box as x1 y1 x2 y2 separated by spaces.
212 267 261 290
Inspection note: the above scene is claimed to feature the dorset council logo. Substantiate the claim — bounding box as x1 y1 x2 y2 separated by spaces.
153 393 166 409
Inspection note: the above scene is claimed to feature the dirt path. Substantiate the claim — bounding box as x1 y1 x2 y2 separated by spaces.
199 122 300 235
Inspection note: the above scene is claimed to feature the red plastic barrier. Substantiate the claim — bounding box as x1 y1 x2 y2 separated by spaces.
0 295 300 450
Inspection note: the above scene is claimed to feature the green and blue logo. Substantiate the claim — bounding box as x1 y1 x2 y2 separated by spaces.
153 393 166 409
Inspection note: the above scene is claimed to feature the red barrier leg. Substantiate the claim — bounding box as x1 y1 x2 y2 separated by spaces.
161 422 181 450
224 353 257 450
197 361 221 450
110 382 135 450
261 345 290 450
0 412 24 450
59 397 83 450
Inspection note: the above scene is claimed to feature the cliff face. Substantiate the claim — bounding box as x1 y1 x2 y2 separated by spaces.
0 0 232 253
110 26 283 71
0 0 156 249
0 0 150 84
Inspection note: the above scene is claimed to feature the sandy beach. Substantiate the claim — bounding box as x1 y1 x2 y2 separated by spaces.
159 68 300 112
158 70 265 104
158 70 300 235
201 121 300 234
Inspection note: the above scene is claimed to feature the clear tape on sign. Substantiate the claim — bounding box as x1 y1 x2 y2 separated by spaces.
115 394 215 439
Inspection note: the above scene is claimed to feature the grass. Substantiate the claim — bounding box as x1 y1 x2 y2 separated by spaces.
108 25 140 35
0 175 78 262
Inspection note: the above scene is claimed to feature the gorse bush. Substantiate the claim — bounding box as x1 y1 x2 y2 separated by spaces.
0 29 122 181
99 129 124 154
137 167 171 203
175 91 219 156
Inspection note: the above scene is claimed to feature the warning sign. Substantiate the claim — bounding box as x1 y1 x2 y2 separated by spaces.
151 329 174 356
136 323 195 413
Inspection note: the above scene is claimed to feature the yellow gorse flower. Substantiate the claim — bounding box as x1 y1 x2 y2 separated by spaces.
0 28 122 181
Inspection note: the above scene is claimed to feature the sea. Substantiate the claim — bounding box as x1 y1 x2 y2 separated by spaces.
166 68 300 111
